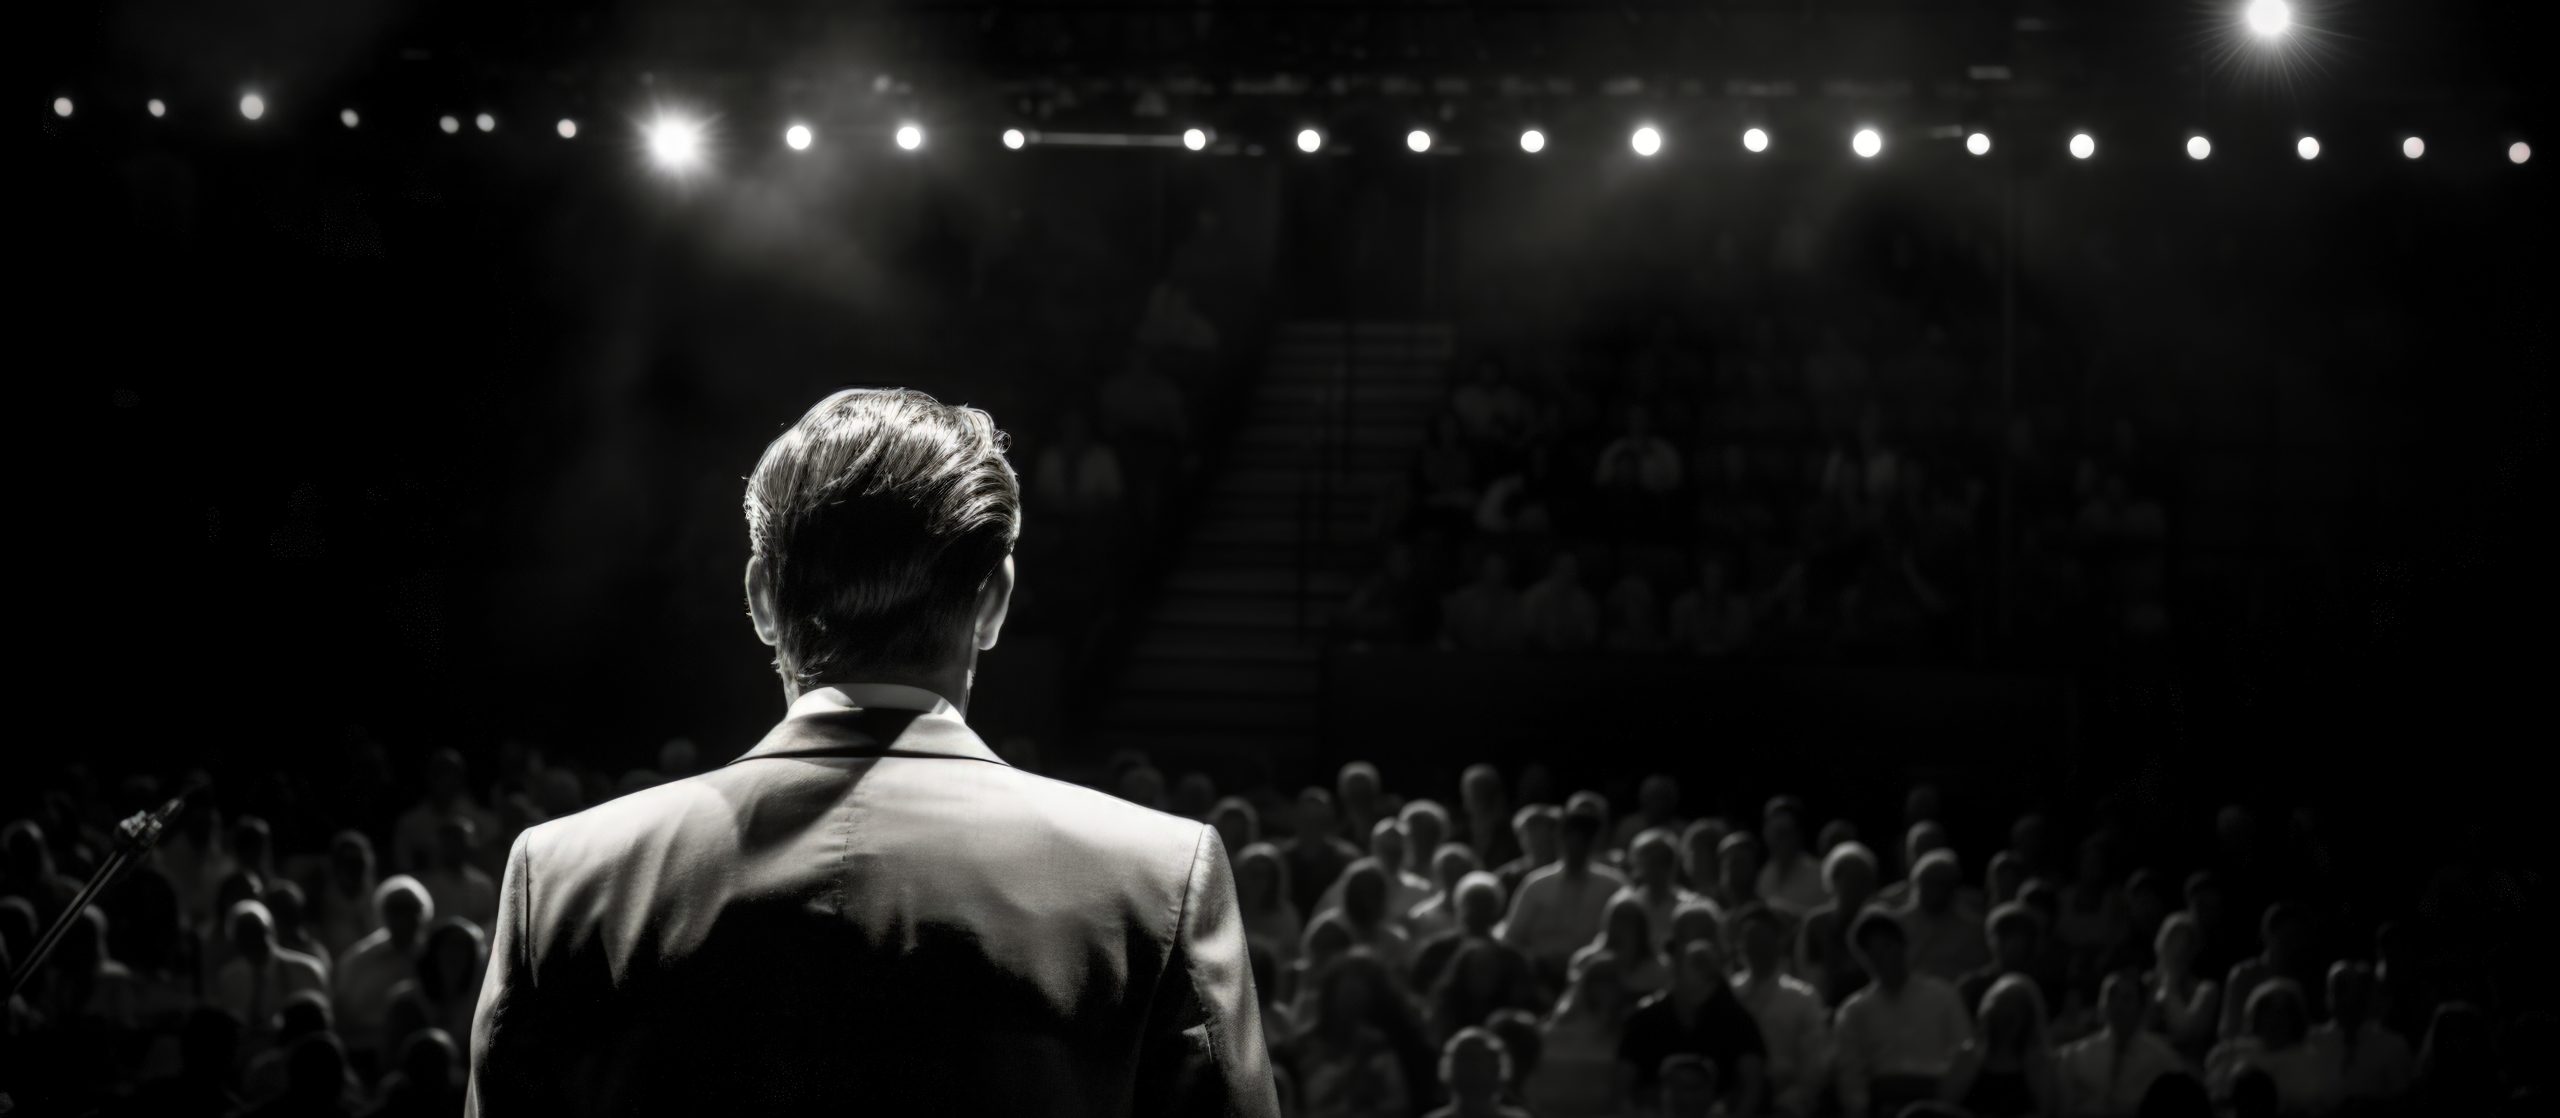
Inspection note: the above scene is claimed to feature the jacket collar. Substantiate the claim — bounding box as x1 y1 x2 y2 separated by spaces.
728 685 1009 768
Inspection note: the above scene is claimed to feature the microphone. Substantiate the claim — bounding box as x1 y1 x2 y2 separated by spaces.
114 774 209 855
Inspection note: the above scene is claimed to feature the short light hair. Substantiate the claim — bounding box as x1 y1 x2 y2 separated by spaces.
1823 841 1878 887
746 388 1020 682
373 874 434 923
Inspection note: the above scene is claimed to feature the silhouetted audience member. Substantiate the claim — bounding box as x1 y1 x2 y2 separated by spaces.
360 1027 462 1118
1901 851 1990 983
1412 872 1534 998
238 1032 354 1118
210 899 327 1048
1502 807 1626 983
1803 841 1881 1005
119 1007 244 1118
311 832 379 960
1532 951 1633 1118
2315 960 2411 1108
1425 1027 1533 1118
1731 903 1831 1116
2059 970 2186 1117
1494 806 1562 900
2206 978 2339 1115
1940 973 2059 1116
1286 789 1365 918
1618 938 1766 1116
333 876 430 1064
1836 909 1973 1118
390 750 492 877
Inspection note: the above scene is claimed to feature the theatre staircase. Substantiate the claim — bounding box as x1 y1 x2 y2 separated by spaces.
1088 321 1454 785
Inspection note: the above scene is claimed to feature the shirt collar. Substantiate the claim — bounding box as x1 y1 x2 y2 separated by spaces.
788 682 959 719
732 683 1004 767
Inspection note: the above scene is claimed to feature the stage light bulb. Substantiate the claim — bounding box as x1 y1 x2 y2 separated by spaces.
1407 130 1432 154
1743 128 1769 154
54 97 73 118
2069 133 2096 160
2401 136 2424 160
241 93 266 122
1967 132 1992 156
438 115 460 135
648 116 705 169
475 113 495 133
785 124 812 151
1519 129 1545 154
1003 128 1026 150
1631 126 1662 157
1852 129 1882 159
1297 128 1322 154
338 108 358 129
2188 135 2212 160
895 124 924 151
556 119 577 139
2514 142 2534 165
2246 0 2290 37
148 99 167 119
1183 128 1208 151
2297 136 2320 160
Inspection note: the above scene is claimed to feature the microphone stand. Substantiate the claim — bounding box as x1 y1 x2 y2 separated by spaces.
6 796 184 999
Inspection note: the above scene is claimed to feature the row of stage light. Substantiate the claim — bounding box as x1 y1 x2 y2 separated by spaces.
44 94 2538 170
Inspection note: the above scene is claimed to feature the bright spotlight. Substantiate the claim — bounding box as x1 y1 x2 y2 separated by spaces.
1002 128 1026 150
2069 133 2096 160
785 124 813 151
1743 128 1769 154
2513 142 2534 165
438 115 459 135
2188 135 2213 160
1851 128 1882 159
895 124 924 151
1296 128 1323 154
556 119 577 139
1631 126 1662 157
2401 136 2424 160
2245 0 2291 37
1966 132 1992 156
53 97 72 118
1519 129 1545 154
2297 136 2320 160
338 108 358 129
648 116 705 170
1406 130 1432 154
475 113 496 133
240 93 266 122
148 98 167 119
1183 128 1208 151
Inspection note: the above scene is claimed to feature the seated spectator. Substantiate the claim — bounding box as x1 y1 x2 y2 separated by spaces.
413 817 496 935
1455 765 1522 870
1442 554 1527 651
1501 806 1627 982
238 1032 354 1118
385 918 486 1054
210 899 328 1048
391 749 493 877
1594 404 1683 496
333 875 429 1064
1399 801 1452 883
1817 820 1859 856
2205 979 2340 1116
1835 909 1974 1118
1801 842 1881 1006
2313 961 2411 1108
1332 860 1415 972
1426 1027 1534 1118
1666 899 1725 961
1411 873 1535 1005
243 992 350 1105
1668 554 1755 656
1285 789 1364 918
1338 761 1388 843
2105 868 2172 978
1209 797 1260 861
1407 843 1483 941
1532 951 1633 1118
1657 1053 1724 1118
40 904 138 1031
2059 969 2186 1117
311 832 379 960
2219 902 2323 1041
1959 903 2054 1019
1759 796 1830 916
1713 830 1765 913
263 881 331 982
361 1027 462 1118
1292 915 1358 1024
1520 554 1600 652
1237 842 1304 972
2412 1001 2502 1116
2147 911 2224 1061
1316 819 1422 918
1900 851 1990 983
1876 820 1952 909
2059 836 2129 983
1731 904 1832 1117
1611 775 1687 855
1483 1009 1544 1105
1620 938 1768 1117
1494 805 1561 900
1431 941 1547 1043
1678 819 1731 899
1293 952 1429 1118
1571 893 1672 1001
1940 973 2061 1116
1987 850 2026 910
1611 827 1701 945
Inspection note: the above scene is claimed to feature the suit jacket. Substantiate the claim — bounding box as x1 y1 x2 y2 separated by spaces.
467 697 1276 1117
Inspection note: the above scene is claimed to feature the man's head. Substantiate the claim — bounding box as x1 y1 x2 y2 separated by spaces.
2261 901 2310 958
1440 1027 1511 1102
1674 938 1725 998
1852 909 1910 988
1296 788 1340 838
1514 804 1562 864
1717 830 1763 890
1367 818 1406 870
1341 859 1390 926
1824 841 1879 904
227 899 275 962
1763 796 1806 858
329 830 374 891
1987 902 2044 970
1630 828 1679 888
2328 960 2375 1028
1639 774 1679 819
1734 903 1786 973
1667 900 1724 958
1460 764 1504 814
1681 818 1728 887
435 816 478 871
1559 804 1604 868
2102 969 2146 1035
744 389 1020 692
375 875 433 946
1337 762 1382 813
1399 800 1449 871
1914 849 1962 912
1904 819 1948 870
1431 843 1480 895
425 749 467 804
1455 872 1506 936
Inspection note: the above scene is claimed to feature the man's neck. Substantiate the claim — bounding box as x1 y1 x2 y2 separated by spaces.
788 668 972 717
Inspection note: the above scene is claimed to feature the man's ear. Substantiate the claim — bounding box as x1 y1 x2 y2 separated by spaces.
745 556 782 648
972 553 1016 652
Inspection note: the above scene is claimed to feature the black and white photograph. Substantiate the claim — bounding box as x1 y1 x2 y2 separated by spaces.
12 0 2552 1115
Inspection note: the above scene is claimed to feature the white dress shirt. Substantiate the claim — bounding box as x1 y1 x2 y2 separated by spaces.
1833 975 1972 1117
2057 1028 2189 1117
1735 969 1832 1115
1499 862 1629 965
